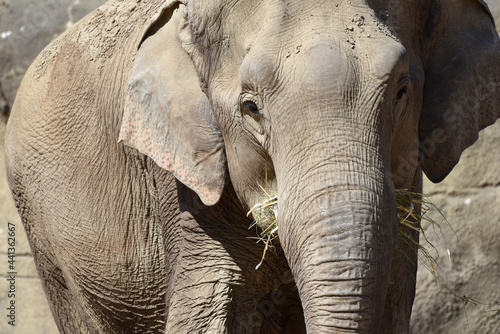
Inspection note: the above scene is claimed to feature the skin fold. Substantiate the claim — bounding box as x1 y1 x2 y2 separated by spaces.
5 0 500 333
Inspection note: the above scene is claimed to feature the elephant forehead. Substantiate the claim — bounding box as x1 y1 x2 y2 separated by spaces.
239 51 280 90
284 40 352 96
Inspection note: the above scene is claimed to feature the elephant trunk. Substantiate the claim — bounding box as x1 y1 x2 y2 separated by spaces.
276 142 397 333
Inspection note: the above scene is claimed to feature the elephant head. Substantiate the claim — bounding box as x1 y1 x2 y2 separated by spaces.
119 0 500 332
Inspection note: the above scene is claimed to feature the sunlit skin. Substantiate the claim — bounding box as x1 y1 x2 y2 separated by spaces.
5 0 499 333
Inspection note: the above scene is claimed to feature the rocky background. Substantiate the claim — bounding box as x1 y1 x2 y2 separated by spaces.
0 1 498 333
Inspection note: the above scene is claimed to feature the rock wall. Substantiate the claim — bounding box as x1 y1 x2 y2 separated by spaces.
0 1 499 333
410 121 500 334
0 83 8 123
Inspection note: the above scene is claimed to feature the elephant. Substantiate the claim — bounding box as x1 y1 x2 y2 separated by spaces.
4 0 500 333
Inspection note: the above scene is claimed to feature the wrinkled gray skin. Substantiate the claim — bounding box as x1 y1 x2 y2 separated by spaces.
5 0 500 333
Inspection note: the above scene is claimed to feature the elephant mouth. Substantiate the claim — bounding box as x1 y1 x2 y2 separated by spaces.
247 190 279 269
248 187 441 272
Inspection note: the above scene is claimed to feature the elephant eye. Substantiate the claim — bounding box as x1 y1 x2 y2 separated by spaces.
242 100 260 115
396 86 408 100
396 76 410 100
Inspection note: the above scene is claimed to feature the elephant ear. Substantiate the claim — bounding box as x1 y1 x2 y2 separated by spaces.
119 3 226 206
419 0 500 182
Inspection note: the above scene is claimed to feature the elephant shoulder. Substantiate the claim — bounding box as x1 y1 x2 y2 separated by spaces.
5 0 171 185
8 0 168 142
30 0 167 84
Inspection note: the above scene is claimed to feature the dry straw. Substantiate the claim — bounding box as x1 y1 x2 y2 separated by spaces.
247 187 451 275
247 185 278 269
